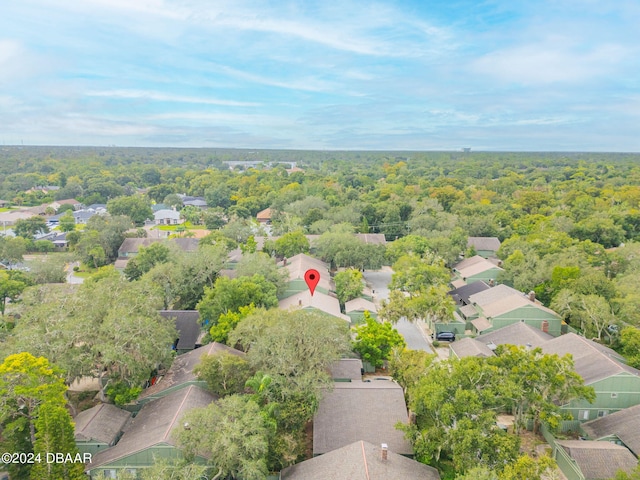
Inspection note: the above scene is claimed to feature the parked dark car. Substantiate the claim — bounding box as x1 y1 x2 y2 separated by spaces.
435 331 456 342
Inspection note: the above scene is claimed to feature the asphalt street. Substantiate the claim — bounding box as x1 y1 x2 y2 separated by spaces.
363 269 434 352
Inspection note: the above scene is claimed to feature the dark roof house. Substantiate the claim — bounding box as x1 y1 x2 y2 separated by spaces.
159 310 201 352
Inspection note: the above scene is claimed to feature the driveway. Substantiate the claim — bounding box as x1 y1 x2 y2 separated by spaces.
65 261 84 284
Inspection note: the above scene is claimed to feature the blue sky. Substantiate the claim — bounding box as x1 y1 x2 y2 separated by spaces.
1 0 639 151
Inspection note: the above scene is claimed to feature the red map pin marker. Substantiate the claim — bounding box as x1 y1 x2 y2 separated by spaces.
304 269 320 296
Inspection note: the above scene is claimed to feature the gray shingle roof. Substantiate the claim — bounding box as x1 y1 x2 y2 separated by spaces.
450 338 495 359
467 236 501 252
541 333 640 384
329 359 363 381
313 381 413 456
74 403 131 445
281 441 440 479
557 440 637 479
90 385 214 468
475 321 554 348
582 403 640 456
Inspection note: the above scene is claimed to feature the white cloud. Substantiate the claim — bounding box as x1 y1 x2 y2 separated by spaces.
472 41 629 85
85 89 261 107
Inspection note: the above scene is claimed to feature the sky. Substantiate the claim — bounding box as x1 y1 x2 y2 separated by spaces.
1 0 639 151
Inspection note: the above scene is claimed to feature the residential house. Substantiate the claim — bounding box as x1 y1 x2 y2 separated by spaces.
281 253 333 298
74 404 131 456
449 337 495 359
116 237 199 269
475 320 555 348
136 342 243 405
153 209 183 225
452 255 503 285
256 207 273 224
541 333 640 421
50 198 82 211
554 440 636 480
85 385 214 479
448 281 491 306
467 236 501 258
159 310 202 354
182 198 207 209
581 403 640 456
313 380 413 457
462 284 562 336
279 290 351 322
344 297 377 323
280 441 440 480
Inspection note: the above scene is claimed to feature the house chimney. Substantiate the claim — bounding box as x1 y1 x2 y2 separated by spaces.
283 257 287 266
541 320 549 333
528 291 536 302
298 298 302 306
381 443 388 461
488 279 495 287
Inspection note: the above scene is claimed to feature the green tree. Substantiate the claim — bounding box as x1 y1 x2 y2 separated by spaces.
175 395 273 480
352 314 406 368
209 304 258 344
229 309 351 430
0 353 67 444
619 327 640 368
7 277 176 394
491 345 595 433
235 252 288 296
274 230 309 258
124 242 172 281
13 216 49 238
197 274 278 326
58 211 76 232
30 404 85 480
334 268 364 304
194 350 254 396
0 270 27 316
0 236 28 265
107 194 153 226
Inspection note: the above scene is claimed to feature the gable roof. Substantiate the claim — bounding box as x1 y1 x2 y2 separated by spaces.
467 236 501 252
448 281 491 305
582 404 640 456
279 290 350 322
138 342 244 400
557 440 637 480
453 255 503 278
89 385 214 469
541 333 640 384
468 284 558 319
475 321 554 348
74 403 131 445
256 207 272 220
344 298 377 314
281 441 440 480
313 381 413 456
154 209 181 220
284 253 333 292
159 310 201 351
450 338 495 359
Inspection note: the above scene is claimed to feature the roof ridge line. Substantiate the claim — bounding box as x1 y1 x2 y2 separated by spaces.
163 385 193 441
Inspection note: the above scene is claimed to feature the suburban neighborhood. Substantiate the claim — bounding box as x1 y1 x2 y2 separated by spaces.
2 149 640 480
